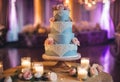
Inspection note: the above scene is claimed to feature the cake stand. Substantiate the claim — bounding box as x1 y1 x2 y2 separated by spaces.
42 53 81 71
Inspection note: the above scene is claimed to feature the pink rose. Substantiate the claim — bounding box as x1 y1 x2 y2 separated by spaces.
49 17 55 22
44 38 54 46
69 68 77 76
92 64 103 72
72 37 80 46
23 71 33 80
90 67 98 77
96 65 103 72
57 4 64 10
59 4 64 10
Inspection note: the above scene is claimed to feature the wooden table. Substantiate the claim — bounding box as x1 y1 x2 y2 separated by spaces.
0 61 113 82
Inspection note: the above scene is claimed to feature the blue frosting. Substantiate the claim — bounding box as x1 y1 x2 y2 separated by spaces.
50 25 72 34
49 33 74 44
54 10 70 21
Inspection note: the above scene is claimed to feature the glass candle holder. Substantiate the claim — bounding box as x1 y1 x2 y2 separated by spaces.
21 57 31 69
32 62 44 75
80 57 90 70
77 66 88 80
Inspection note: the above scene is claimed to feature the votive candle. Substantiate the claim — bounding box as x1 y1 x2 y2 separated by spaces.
77 66 88 80
81 57 90 70
32 62 44 75
21 57 31 68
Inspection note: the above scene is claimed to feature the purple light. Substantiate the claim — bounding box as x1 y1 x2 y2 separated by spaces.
101 47 114 73
8 49 20 67
100 0 115 39
7 0 19 42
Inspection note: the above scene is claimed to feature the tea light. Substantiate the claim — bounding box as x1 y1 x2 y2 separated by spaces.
32 62 44 75
81 57 90 70
0 62 3 74
77 66 88 80
21 57 31 68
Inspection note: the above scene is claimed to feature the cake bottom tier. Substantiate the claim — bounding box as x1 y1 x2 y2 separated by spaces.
42 53 81 61
45 44 78 57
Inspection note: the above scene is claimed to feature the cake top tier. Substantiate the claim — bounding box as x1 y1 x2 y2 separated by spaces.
51 4 71 22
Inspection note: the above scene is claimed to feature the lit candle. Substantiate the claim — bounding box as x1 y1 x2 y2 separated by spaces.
0 62 3 74
81 57 90 70
77 66 88 80
21 57 31 68
32 62 44 75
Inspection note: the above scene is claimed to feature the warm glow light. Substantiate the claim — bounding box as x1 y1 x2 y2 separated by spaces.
85 0 88 4
32 62 44 74
81 58 90 69
34 0 42 25
79 0 84 4
77 66 88 80
21 57 31 68
64 0 70 6
103 0 108 3
87 3 92 7
0 62 3 74
92 1 96 5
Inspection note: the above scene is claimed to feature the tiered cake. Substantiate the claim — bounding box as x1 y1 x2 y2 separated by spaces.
43 4 80 60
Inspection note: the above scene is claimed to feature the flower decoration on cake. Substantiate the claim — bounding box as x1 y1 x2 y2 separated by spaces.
49 17 55 22
89 64 103 77
72 37 80 46
44 37 54 46
52 4 69 10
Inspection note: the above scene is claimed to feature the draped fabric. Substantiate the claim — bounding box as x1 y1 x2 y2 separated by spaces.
112 0 120 31
7 0 19 42
100 0 115 39
0 0 9 27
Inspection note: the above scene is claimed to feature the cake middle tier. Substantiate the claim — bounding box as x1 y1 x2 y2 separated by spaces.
50 22 72 34
45 44 78 57
48 33 74 44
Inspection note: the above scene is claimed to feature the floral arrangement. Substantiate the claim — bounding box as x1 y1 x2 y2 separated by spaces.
90 64 103 77
52 4 69 10
4 69 57 82
49 4 72 22
68 63 103 78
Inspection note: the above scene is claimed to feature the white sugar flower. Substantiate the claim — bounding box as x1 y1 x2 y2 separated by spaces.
72 37 80 46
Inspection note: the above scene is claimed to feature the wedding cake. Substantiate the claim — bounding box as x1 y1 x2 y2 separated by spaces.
43 4 80 60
